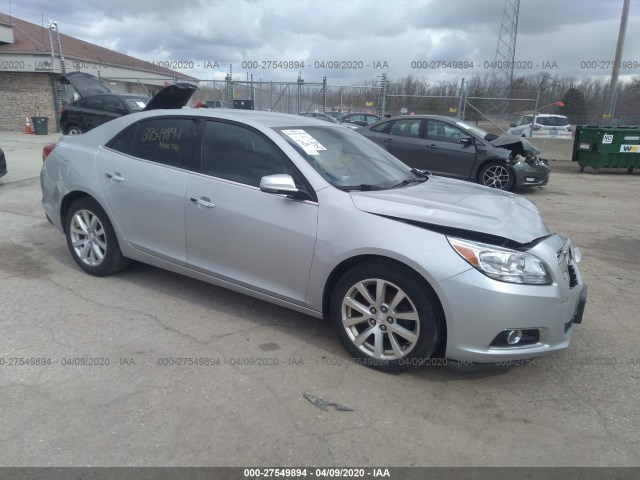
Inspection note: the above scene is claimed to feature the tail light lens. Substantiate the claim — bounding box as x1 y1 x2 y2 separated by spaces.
60 107 66 116
533 125 541 131
42 143 57 162
567 126 572 132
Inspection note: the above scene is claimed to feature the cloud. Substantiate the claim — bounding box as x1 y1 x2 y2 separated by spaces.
8 0 640 85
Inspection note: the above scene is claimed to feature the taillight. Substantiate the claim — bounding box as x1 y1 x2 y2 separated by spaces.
42 143 57 162
60 107 66 116
567 126 572 132
533 125 541 131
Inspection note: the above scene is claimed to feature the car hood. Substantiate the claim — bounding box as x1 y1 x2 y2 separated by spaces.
489 135 542 157
350 176 550 244
59 71 198 110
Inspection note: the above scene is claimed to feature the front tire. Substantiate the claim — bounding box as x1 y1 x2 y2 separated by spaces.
330 260 444 372
479 162 515 190
65 197 130 276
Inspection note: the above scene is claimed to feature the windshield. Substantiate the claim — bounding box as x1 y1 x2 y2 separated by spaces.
454 120 490 139
274 126 424 190
124 97 148 111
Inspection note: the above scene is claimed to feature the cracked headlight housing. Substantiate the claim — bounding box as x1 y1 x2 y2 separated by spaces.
448 237 551 285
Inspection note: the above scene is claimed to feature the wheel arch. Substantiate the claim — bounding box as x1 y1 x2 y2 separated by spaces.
321 254 447 354
60 190 97 228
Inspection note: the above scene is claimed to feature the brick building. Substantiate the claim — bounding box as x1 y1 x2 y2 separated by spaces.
0 12 194 131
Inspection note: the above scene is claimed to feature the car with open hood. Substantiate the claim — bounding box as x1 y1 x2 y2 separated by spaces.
358 115 550 191
40 110 586 372
58 71 198 135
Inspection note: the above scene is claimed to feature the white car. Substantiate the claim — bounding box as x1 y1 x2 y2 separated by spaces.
508 114 572 138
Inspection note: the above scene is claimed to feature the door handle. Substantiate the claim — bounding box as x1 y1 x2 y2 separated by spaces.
190 197 215 209
383 138 393 144
105 172 124 182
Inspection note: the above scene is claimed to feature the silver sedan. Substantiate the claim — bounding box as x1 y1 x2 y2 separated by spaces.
40 110 587 371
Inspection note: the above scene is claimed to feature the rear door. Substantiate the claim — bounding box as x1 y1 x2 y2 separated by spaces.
369 118 426 168
97 116 197 264
422 119 477 179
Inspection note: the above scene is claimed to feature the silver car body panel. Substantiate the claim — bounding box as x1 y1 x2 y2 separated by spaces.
350 176 550 244
40 109 585 363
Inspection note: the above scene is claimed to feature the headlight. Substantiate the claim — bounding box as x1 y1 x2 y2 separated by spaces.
448 237 551 285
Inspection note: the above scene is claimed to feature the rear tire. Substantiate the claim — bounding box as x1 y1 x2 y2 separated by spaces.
64 197 130 276
330 260 444 372
65 124 83 135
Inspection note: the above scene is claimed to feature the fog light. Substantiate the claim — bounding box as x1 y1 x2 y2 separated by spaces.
490 329 541 348
525 177 535 182
507 330 523 345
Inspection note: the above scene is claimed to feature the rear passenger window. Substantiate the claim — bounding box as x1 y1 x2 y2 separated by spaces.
107 118 195 169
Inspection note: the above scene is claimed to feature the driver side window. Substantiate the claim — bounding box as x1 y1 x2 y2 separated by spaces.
201 121 290 188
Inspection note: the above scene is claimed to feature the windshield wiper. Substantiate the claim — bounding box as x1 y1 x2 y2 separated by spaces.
390 176 428 189
340 184 386 191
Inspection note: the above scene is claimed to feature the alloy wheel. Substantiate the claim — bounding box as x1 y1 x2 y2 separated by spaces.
69 209 107 266
482 165 511 189
341 278 420 360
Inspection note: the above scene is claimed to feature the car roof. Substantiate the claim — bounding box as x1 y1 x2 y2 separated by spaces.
108 108 337 128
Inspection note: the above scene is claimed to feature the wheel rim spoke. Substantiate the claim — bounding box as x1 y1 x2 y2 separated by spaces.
389 323 418 343
344 296 372 318
353 325 375 347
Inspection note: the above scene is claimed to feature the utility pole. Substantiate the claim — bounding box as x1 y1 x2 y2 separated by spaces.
607 0 630 125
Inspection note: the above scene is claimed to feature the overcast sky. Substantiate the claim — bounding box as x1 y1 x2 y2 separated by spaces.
6 0 640 84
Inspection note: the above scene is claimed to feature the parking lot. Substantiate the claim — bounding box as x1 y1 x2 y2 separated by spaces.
1 131 639 467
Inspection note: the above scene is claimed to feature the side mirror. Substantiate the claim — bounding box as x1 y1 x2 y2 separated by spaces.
459 136 475 146
116 108 128 115
260 174 311 200
509 123 516 127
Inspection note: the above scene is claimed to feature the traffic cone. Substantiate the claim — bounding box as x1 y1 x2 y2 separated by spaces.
25 116 33 134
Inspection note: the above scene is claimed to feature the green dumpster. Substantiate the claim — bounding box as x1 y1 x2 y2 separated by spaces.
572 125 640 174
31 116 49 135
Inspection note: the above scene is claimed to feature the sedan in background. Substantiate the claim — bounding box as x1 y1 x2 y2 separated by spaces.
40 110 585 372
508 114 572 138
359 115 550 191
340 113 381 129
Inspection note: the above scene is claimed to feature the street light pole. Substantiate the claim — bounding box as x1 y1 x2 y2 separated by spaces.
607 0 630 125
530 87 540 137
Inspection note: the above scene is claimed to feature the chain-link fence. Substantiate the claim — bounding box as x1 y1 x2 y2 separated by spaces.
100 72 640 128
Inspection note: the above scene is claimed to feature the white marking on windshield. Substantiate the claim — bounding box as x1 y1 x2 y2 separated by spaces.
282 129 327 156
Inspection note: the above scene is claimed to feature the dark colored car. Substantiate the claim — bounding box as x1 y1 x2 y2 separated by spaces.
340 113 381 129
59 71 198 135
358 115 550 191
0 146 6 178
